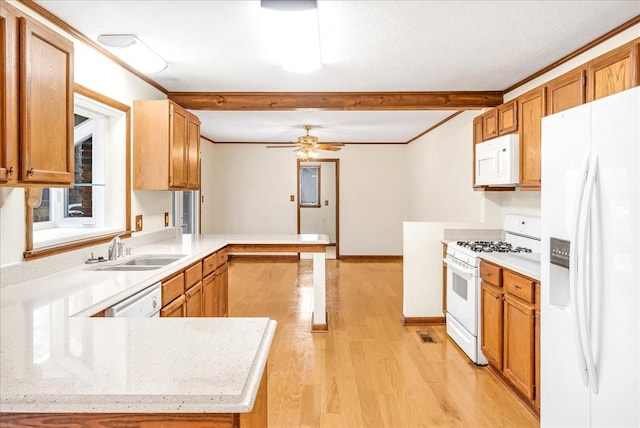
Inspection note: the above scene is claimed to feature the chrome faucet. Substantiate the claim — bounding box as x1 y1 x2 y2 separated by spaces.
107 236 124 261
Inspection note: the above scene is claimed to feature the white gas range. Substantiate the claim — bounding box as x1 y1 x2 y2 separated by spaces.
444 215 541 365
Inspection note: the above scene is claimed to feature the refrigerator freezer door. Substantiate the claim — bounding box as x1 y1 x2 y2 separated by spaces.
588 87 640 428
541 103 591 428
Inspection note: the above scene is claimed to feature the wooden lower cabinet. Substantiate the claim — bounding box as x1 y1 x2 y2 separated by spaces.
161 295 186 318
218 264 229 317
203 264 229 317
535 307 541 409
503 293 536 400
481 282 503 370
185 282 203 317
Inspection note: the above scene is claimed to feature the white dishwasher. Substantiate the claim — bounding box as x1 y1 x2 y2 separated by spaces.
105 283 162 317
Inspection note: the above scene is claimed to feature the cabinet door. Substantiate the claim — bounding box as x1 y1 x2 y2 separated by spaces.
587 42 639 102
481 282 504 370
169 103 188 189
498 100 517 135
185 281 203 317
161 295 186 317
187 114 200 190
218 264 228 317
482 109 498 140
472 116 484 190
19 17 74 185
0 6 17 184
202 272 219 317
503 294 535 400
518 87 545 190
546 68 586 115
535 309 541 408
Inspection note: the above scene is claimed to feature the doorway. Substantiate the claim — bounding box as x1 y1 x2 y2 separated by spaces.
297 159 339 259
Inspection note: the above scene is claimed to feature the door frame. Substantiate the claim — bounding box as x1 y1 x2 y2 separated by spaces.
296 158 340 259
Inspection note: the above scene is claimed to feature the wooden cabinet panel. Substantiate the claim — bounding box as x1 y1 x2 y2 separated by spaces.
19 17 74 185
185 281 203 317
473 116 483 144
218 264 229 317
503 270 535 303
161 295 185 317
518 87 545 190
203 252 217 277
546 68 586 115
480 260 502 287
503 294 535 400
587 42 639 102
185 261 202 289
162 273 185 307
169 103 188 188
187 114 200 189
0 6 17 184
481 282 504 370
202 272 219 317
497 100 517 135
217 248 228 268
535 306 541 408
133 99 201 191
482 109 498 140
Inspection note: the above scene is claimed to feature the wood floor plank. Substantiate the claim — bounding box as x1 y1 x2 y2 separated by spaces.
228 260 539 428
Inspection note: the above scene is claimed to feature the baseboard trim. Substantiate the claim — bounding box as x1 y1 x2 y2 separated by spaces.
401 316 446 326
228 254 300 262
311 312 329 333
339 255 403 262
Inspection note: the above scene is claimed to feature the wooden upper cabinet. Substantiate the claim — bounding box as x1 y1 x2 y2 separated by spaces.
19 17 74 185
473 116 483 144
546 67 586 115
1 4 74 187
0 6 17 184
133 99 201 190
497 100 517 135
587 41 639 102
518 87 545 190
482 109 498 140
187 114 201 189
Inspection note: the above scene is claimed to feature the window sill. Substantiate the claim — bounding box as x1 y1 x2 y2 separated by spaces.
33 226 123 249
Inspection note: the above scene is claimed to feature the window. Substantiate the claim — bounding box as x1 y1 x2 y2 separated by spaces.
28 90 128 252
174 190 200 235
299 165 321 207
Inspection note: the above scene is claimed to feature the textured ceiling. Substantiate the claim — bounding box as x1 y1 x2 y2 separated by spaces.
35 0 640 144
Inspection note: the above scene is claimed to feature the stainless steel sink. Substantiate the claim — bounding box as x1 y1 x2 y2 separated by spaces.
120 255 186 266
92 265 162 272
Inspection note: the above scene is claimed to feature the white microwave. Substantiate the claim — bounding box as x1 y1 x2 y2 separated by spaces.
475 134 519 186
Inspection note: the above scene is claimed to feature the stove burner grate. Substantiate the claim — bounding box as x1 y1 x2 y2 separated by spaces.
455 240 532 254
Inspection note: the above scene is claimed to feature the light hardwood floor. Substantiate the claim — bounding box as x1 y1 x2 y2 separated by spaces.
228 259 539 428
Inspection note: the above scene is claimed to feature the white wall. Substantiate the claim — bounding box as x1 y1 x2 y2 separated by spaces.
0 1 170 267
200 138 216 234
208 144 409 255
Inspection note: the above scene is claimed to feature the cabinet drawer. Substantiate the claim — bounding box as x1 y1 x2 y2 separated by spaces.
217 247 228 268
162 272 184 306
480 261 502 287
503 270 535 303
203 252 217 276
185 261 202 288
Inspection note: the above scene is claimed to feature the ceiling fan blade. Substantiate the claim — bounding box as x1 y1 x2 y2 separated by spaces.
266 145 299 148
319 146 342 151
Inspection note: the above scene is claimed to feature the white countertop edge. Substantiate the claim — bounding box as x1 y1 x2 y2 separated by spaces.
0 320 279 414
479 253 541 281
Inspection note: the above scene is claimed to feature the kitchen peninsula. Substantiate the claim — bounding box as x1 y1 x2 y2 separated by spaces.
0 234 328 426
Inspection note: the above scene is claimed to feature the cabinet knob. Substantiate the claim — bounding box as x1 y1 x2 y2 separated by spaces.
27 168 34 176
7 166 14 176
495 295 500 301
513 284 521 290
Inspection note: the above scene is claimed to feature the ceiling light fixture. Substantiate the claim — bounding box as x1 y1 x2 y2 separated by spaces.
97 34 167 74
260 0 322 73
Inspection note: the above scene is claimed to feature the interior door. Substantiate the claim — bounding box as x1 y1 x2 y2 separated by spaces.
297 159 339 259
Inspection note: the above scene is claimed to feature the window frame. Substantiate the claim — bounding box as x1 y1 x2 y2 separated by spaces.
24 84 132 260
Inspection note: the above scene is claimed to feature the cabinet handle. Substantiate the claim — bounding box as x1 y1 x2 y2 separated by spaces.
7 166 14 176
495 294 500 301
513 284 521 289
485 272 492 276
27 168 34 176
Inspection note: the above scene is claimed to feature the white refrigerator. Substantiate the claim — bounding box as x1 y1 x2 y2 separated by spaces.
540 86 639 427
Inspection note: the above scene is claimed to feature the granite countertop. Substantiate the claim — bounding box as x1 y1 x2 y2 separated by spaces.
0 234 328 414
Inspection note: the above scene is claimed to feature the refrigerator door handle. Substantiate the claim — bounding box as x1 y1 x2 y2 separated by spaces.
579 154 599 394
570 155 590 387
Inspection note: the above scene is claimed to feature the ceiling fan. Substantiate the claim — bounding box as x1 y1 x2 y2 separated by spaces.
266 125 345 159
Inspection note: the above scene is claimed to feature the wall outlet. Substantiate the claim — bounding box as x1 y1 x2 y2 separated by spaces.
135 215 143 232
164 212 169 227
290 195 295 202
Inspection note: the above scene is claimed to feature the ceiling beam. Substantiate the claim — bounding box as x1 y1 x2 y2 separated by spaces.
168 91 502 111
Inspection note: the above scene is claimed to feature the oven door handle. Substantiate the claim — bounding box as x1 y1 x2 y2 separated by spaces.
444 259 476 279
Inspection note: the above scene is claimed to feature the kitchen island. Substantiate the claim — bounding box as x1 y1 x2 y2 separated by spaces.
0 233 328 425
